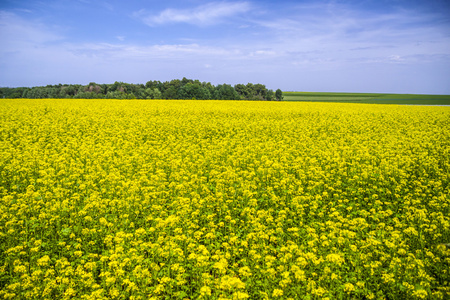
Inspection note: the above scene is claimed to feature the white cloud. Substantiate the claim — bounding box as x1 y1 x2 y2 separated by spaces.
135 1 251 26
389 55 403 62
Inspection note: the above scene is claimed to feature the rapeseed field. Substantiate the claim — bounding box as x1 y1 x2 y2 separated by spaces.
0 99 449 299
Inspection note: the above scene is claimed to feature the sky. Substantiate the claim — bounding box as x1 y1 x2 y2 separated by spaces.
1 0 449 94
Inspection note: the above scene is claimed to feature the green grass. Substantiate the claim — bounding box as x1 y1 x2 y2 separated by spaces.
283 92 450 105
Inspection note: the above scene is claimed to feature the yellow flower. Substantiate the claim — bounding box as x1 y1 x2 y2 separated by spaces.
238 266 252 277
232 291 250 299
219 276 246 290
344 283 355 293
382 273 395 284
106 276 116 285
64 288 76 297
272 289 283 297
200 286 212 296
14 265 27 274
326 253 344 265
412 289 428 299
1 99 448 300
37 255 50 267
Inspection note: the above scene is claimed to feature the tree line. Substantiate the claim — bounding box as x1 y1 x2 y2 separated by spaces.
0 78 284 101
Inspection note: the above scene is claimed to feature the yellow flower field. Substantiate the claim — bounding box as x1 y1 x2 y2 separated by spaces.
0 99 449 299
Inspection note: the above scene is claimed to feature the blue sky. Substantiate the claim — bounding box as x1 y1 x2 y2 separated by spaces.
1 0 449 93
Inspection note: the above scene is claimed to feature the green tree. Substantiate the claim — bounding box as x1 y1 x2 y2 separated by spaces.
60 85 77 98
266 89 274 101
214 84 239 100
203 82 216 97
0 79 282 101
177 83 211 100
234 84 250 99
108 81 126 93
254 84 267 100
143 88 162 99
275 89 283 101
153 88 162 99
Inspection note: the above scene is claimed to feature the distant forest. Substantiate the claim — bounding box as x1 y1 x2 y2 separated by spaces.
0 78 283 101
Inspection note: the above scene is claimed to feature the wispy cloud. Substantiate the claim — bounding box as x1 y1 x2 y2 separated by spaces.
250 3 450 64
67 42 237 60
0 11 63 48
135 1 251 26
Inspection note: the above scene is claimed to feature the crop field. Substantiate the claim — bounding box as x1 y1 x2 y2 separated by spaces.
283 92 450 105
0 99 449 300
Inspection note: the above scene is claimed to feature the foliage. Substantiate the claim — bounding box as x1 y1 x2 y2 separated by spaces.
275 89 283 101
0 99 449 299
177 83 212 100
213 84 239 100
0 78 279 101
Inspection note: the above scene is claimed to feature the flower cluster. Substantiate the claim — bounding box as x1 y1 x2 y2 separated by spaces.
0 99 449 299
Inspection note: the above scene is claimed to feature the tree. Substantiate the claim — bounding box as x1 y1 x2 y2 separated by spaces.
181 77 193 85
0 79 282 101
105 91 126 99
203 82 216 97
153 88 162 99
146 80 163 91
108 81 126 93
214 84 239 100
60 85 77 98
177 83 211 100
234 84 250 99
254 83 267 100
243 83 269 100
143 88 162 99
275 89 283 101
266 89 274 101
